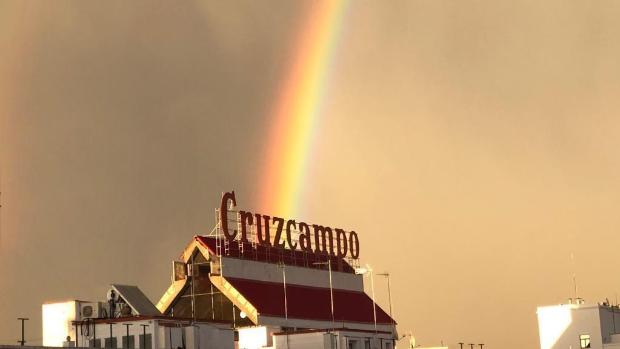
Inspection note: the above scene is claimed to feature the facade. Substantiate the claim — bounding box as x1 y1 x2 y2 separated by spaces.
537 299 620 349
271 329 395 349
42 287 232 349
61 316 230 349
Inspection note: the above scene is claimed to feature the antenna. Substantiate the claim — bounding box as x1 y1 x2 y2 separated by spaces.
573 274 578 300
570 252 579 301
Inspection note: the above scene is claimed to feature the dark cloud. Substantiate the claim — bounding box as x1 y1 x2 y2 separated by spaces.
2 1 620 348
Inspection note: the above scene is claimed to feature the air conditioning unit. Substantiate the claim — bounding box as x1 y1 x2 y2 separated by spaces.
79 302 104 320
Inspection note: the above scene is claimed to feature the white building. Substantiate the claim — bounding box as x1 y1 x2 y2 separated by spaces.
537 299 620 349
42 285 233 349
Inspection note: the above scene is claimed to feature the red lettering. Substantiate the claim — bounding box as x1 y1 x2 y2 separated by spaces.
220 191 237 240
286 220 298 250
217 193 360 260
298 222 312 252
335 228 348 258
349 231 360 259
239 211 253 243
272 217 285 248
313 225 334 256
256 214 271 246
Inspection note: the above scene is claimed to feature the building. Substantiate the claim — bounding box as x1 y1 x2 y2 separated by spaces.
537 299 620 349
156 235 397 348
42 285 233 349
42 193 398 349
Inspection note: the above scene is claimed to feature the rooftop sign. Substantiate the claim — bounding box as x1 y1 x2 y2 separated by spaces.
220 191 360 259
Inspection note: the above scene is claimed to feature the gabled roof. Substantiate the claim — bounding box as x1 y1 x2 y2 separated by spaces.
111 284 161 316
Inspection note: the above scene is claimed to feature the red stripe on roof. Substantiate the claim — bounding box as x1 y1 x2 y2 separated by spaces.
224 277 395 325
196 236 355 273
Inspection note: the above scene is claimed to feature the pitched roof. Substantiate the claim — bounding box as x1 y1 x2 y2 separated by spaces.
111 284 161 316
224 277 395 325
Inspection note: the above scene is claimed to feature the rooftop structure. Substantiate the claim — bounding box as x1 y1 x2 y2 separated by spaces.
157 235 394 332
537 299 620 349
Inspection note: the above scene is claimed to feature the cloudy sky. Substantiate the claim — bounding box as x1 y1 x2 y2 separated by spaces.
2 1 620 348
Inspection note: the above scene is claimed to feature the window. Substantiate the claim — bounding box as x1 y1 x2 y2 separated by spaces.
365 339 371 349
104 338 117 349
580 334 591 349
348 339 360 349
198 264 211 275
122 335 135 349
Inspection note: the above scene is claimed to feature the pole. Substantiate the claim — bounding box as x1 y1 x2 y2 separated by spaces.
73 321 80 348
140 325 149 349
124 324 132 349
191 252 196 322
109 323 113 349
458 343 464 349
210 284 215 320
313 261 335 328
377 273 394 326
17 318 28 346
328 259 335 327
168 327 172 349
469 343 475 349
370 269 377 334
232 302 236 328
386 274 393 321
278 262 288 320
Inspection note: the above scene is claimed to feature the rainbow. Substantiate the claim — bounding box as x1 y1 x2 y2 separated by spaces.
258 1 350 217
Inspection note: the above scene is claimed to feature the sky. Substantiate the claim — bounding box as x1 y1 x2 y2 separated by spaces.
2 1 620 348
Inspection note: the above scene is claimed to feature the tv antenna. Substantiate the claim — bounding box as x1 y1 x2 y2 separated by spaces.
570 252 580 302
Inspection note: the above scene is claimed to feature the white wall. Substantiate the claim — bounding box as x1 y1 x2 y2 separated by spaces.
158 323 233 349
90 319 155 349
259 315 396 335
238 326 275 349
59 319 231 349
194 323 234 349
598 306 620 344
537 304 620 349
221 257 363 292
272 330 394 349
537 304 602 349
42 301 78 347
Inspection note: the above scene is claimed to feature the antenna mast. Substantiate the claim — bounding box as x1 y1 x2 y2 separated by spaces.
573 274 578 300
570 252 582 303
